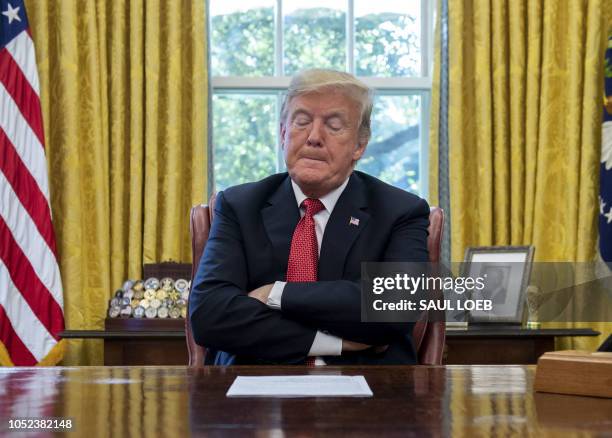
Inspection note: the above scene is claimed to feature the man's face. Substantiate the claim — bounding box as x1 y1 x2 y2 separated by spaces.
281 90 367 197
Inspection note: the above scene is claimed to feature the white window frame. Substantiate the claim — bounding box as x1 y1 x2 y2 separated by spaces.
210 0 435 197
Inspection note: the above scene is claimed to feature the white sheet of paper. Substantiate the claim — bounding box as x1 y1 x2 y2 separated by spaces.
226 375 373 398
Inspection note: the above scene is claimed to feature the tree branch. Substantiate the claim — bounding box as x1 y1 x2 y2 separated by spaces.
366 124 419 155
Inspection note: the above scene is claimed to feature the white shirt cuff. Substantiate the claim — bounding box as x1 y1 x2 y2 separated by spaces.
308 331 343 356
266 281 286 309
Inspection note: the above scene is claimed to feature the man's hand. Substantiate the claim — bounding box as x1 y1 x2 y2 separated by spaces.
373 345 389 354
342 340 389 354
248 284 274 304
342 340 371 352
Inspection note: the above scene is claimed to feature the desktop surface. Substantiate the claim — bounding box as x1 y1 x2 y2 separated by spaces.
0 365 610 437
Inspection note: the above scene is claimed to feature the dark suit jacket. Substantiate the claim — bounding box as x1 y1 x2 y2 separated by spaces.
189 171 430 365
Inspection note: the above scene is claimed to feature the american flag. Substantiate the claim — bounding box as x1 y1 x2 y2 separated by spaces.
0 0 64 365
601 33 612 262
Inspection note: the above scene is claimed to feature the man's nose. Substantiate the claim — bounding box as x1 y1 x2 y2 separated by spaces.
306 119 323 146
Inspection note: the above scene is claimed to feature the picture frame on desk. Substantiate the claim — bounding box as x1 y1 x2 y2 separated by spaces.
463 246 535 325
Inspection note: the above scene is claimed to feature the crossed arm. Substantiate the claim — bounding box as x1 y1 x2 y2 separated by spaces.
189 191 429 362
248 283 382 352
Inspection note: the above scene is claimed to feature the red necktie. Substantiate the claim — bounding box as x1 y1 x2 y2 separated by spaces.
286 198 324 365
286 198 324 282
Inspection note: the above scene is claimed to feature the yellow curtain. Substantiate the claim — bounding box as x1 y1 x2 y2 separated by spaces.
25 0 208 365
430 0 611 348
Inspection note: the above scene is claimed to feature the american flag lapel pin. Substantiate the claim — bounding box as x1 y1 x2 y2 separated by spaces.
349 216 360 226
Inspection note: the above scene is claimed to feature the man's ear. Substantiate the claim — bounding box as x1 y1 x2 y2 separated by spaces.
280 123 286 149
353 139 367 161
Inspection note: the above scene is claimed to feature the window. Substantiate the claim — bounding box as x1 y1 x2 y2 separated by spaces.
210 0 434 196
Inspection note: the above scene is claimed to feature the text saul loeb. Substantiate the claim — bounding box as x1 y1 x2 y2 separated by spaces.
372 298 493 311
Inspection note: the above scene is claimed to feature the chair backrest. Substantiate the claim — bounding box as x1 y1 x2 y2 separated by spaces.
413 207 446 365
186 197 445 366
186 194 216 366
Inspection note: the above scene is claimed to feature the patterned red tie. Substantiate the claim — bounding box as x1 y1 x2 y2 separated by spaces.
286 198 325 365
286 198 325 282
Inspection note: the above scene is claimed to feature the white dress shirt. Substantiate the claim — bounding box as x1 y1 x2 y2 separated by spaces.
266 177 350 361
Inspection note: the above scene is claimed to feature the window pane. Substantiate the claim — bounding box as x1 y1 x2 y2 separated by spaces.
210 1 274 76
283 0 346 75
356 94 421 194
355 0 421 77
213 94 278 190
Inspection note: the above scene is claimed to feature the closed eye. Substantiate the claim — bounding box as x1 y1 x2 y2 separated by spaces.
326 117 345 132
293 114 312 127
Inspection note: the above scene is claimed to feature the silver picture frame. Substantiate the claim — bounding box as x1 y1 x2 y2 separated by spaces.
463 246 535 324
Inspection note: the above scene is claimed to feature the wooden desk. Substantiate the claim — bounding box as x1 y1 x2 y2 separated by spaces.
445 327 600 364
60 327 600 365
0 365 610 436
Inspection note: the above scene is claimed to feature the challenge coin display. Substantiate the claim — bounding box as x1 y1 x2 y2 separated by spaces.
160 277 174 292
169 307 181 319
144 277 160 290
134 306 145 318
158 306 169 318
107 277 190 319
174 279 189 293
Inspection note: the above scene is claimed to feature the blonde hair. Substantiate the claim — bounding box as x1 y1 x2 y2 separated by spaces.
280 69 374 144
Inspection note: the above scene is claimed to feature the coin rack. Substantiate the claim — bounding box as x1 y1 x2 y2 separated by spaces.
105 262 192 326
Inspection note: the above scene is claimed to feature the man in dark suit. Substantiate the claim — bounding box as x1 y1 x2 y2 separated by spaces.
190 69 430 365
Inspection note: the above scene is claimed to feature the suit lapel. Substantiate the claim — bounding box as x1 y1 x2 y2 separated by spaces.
261 175 300 273
318 173 370 281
